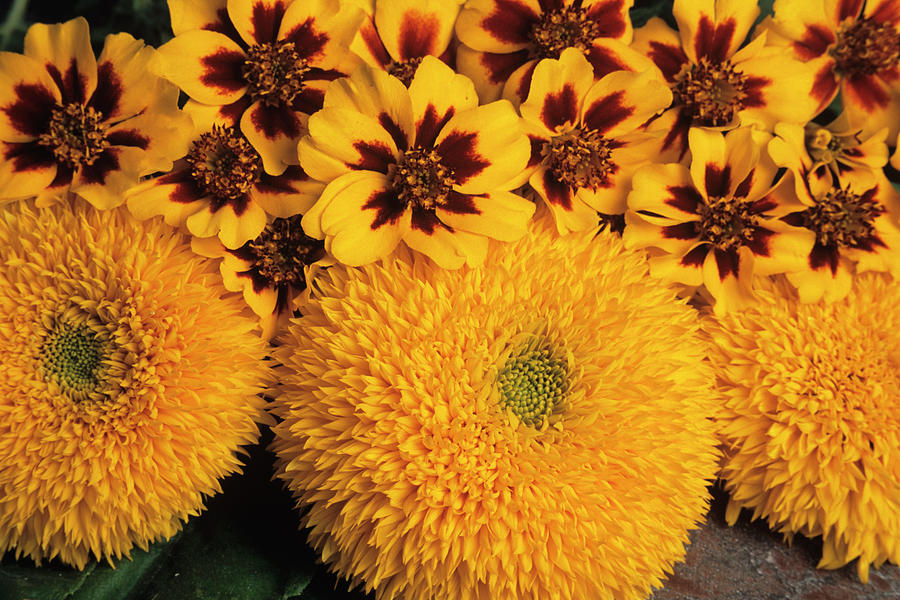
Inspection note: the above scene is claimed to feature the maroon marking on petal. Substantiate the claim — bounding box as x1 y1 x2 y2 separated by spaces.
415 104 455 149
349 141 395 174
750 195 778 213
274 284 292 314
741 75 770 109
158 168 207 204
811 62 840 105
665 185 702 213
442 190 481 215
845 73 891 111
527 134 547 168
704 163 731 198
745 225 775 256
397 11 440 61
281 17 329 62
359 21 391 66
204 8 245 47
45 59 88 105
586 44 631 78
809 242 839 274
582 90 634 135
305 67 345 82
852 231 888 251
379 112 408 152
538 0 564 11
88 62 122 119
680 243 708 267
870 0 900 23
481 0 540 45
3 141 56 172
515 61 538 103
781 212 804 227
250 102 301 140
837 0 864 21
434 130 490 184
210 192 251 215
585 0 628 40
106 129 150 149
79 148 120 185
480 50 530 85
250 1 287 44
734 169 754 198
793 24 834 60
200 49 247 94
290 86 326 115
661 109 692 160
220 96 253 124
411 206 452 233
540 82 578 131
2 83 56 137
714 247 739 280
694 16 736 63
363 188 406 229
542 169 573 209
661 221 700 240
255 164 308 194
648 41 689 83
48 163 74 189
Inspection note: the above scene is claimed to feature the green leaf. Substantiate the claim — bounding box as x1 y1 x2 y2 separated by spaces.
0 562 95 600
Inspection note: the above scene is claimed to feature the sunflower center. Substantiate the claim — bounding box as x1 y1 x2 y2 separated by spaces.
41 321 108 399
673 58 748 127
387 57 424 86
186 125 263 201
498 342 568 428
391 147 455 210
530 7 602 59
798 186 883 247
698 196 759 250
542 126 613 189
831 18 900 76
243 40 310 106
37 103 109 167
245 215 325 288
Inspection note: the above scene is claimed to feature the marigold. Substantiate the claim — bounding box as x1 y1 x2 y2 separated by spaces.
0 201 271 568
704 274 900 583
269 213 721 600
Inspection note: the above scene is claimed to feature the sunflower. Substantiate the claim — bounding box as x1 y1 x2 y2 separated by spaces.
0 201 271 569
704 274 900 583
269 212 721 600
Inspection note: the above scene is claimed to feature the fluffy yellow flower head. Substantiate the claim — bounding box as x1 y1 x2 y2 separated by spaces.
270 214 720 600
0 201 271 568
704 275 900 583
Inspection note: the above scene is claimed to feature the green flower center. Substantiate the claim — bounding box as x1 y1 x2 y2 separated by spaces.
38 103 109 167
530 7 601 59
543 126 614 190
498 342 568 427
831 17 900 76
673 58 748 127
392 147 455 211
798 186 883 247
243 40 310 106
187 125 263 202
243 215 325 288
41 321 108 399
698 196 760 251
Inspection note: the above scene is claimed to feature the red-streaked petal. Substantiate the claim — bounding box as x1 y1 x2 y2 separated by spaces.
586 38 663 79
227 0 288 46
241 100 304 175
278 0 364 69
153 30 247 105
631 17 688 83
500 58 540 106
126 166 209 227
733 49 819 131
866 0 900 23
0 141 57 199
252 164 323 217
184 97 252 130
408 56 478 147
0 53 60 142
520 48 594 135
841 73 899 138
455 44 529 103
644 245 707 287
404 219 488 268
90 33 160 122
300 107 400 181
792 23 835 60
702 245 755 314
436 189 534 241
168 0 233 37
785 255 852 303
530 167 601 233
72 146 147 209
626 162 700 220
455 0 540 53
749 218 817 276
187 197 268 249
376 0 460 62
832 0 865 23
584 0 632 43
674 0 757 63
24 17 97 105
580 69 672 137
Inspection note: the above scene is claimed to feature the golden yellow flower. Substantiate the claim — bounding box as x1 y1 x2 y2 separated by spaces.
0 201 271 569
704 274 900 583
270 212 720 600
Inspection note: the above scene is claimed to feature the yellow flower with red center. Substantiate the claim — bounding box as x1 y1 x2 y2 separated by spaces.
761 0 900 139
631 0 820 161
624 127 816 314
0 17 189 207
0 200 271 569
299 57 534 269
704 274 900 583
519 48 671 233
153 0 365 175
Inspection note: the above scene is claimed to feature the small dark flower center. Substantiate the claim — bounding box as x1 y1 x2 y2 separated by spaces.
391 147 455 210
41 320 108 400
37 103 109 167
244 215 325 289
242 40 310 106
831 18 900 76
542 126 614 190
498 341 568 428
673 58 748 127
387 57 424 86
797 186 883 247
698 196 760 250
529 7 602 59
186 125 263 201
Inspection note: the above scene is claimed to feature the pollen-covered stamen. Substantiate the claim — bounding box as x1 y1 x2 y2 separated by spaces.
542 126 614 190
798 186 883 247
698 196 760 250
187 125 263 201
831 18 900 76
529 7 603 59
40 320 109 400
245 215 325 289
242 40 310 106
674 58 748 127
387 57 424 86
37 103 109 167
497 341 568 428
391 147 455 210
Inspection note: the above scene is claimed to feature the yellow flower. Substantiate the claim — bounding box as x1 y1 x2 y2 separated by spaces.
0 201 271 569
270 213 720 600
299 57 534 268
0 17 189 207
703 274 900 583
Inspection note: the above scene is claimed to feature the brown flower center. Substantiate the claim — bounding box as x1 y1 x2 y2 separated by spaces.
673 58 748 127
245 215 324 289
542 126 614 189
391 147 455 210
831 18 900 76
242 40 310 106
698 196 760 250
798 186 883 247
37 103 109 167
529 7 602 59
387 57 424 86
186 126 263 201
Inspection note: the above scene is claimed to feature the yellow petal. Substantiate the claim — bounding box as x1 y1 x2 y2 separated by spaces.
408 56 478 147
92 33 162 122
0 52 60 142
277 0 364 69
227 0 287 46
240 100 304 175
186 199 268 249
24 17 97 104
520 48 594 136
436 190 534 242
579 69 672 138
153 30 247 106
375 0 460 61
168 0 231 36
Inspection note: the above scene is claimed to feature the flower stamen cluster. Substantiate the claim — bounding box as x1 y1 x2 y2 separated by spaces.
831 18 900 76
37 104 109 167
529 7 602 59
497 341 568 427
242 40 310 106
391 147 455 210
387 57 424 86
698 196 761 250
674 58 749 127
246 215 324 288
40 320 109 401
543 126 614 190
187 126 263 201
798 186 883 247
